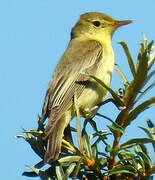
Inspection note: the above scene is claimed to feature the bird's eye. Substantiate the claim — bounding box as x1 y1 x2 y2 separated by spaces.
92 21 101 27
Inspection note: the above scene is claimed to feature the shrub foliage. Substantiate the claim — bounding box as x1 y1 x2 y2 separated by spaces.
16 35 155 180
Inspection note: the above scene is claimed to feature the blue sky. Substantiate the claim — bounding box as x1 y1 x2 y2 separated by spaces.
1 0 155 179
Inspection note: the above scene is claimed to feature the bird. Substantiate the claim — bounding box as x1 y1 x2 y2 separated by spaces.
38 12 132 163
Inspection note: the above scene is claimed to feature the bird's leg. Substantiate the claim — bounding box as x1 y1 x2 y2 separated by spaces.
73 93 84 155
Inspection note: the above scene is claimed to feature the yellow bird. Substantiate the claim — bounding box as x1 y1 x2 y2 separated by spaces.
39 12 132 163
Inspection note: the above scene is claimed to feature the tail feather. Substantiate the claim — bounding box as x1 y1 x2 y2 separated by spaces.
44 127 63 162
44 112 71 163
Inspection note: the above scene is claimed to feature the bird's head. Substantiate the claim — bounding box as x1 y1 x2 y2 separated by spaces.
71 12 132 42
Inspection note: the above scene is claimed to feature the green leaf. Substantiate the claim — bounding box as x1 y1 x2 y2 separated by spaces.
135 82 155 103
96 113 126 134
83 118 98 133
24 165 52 180
56 165 66 180
114 64 129 86
148 50 155 70
127 96 155 124
22 129 43 138
134 40 154 92
118 151 135 161
72 158 83 179
118 151 138 169
58 156 81 163
147 40 154 52
105 144 112 153
148 57 155 71
91 144 97 159
120 138 155 149
97 113 125 135
119 41 136 78
135 49 148 86
90 130 108 141
82 132 92 158
97 157 107 167
14 134 27 139
65 163 76 177
139 126 155 140
142 33 147 44
134 145 152 171
138 144 149 157
15 131 45 159
108 164 137 176
34 160 45 169
91 131 110 147
139 126 155 151
22 171 38 177
108 124 125 135
144 70 155 87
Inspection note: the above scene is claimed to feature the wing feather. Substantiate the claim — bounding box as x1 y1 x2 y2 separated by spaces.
41 39 103 132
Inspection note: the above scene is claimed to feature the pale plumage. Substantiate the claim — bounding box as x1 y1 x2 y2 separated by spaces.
38 12 131 163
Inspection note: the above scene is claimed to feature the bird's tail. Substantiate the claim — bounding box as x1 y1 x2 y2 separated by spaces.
44 113 70 163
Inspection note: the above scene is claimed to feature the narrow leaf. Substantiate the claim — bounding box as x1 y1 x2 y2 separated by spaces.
148 52 155 70
127 96 155 123
97 113 125 135
139 144 149 157
134 145 152 170
83 118 98 133
120 138 155 149
135 82 155 103
118 151 138 169
72 158 83 179
139 126 155 140
59 156 81 163
91 145 97 159
82 132 92 158
22 171 38 177
108 165 136 176
139 126 155 151
65 163 76 177
114 64 129 86
34 160 45 169
119 41 136 78
107 125 125 135
56 165 66 180
134 43 149 90
118 151 135 161
144 70 155 87
25 165 51 180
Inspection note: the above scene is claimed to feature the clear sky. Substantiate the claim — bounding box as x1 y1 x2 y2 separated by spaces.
1 0 155 179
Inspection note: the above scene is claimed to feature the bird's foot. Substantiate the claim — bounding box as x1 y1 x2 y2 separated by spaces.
82 106 99 119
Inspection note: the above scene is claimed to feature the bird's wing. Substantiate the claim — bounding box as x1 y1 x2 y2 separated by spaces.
41 39 103 133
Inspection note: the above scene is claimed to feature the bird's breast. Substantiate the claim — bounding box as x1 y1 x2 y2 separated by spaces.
78 46 114 115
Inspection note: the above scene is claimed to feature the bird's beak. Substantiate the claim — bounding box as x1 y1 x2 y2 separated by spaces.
114 20 132 28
